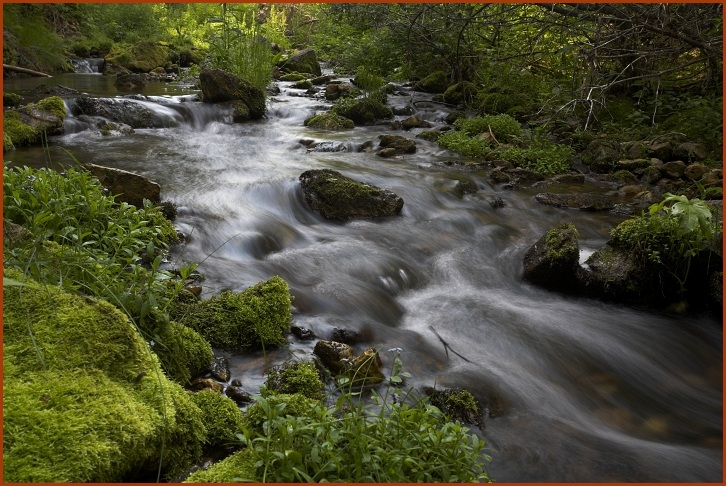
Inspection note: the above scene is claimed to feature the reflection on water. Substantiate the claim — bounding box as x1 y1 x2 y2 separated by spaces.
4 73 722 482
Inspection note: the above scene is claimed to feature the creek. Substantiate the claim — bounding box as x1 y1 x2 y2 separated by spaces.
4 70 722 482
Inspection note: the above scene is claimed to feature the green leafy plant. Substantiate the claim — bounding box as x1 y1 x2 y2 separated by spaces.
610 190 722 296
499 137 573 176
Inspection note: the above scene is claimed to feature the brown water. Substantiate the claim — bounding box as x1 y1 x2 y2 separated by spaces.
4 72 722 482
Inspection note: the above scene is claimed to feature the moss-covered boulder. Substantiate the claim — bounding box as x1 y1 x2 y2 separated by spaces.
325 82 360 101
582 139 622 174
413 70 449 94
189 391 245 449
304 112 354 130
105 41 170 73
265 361 325 400
3 270 207 482
173 276 292 352
3 96 66 148
378 134 417 154
184 449 258 483
153 320 214 385
443 82 478 107
71 96 177 129
331 96 393 125
425 387 483 427
278 48 322 77
299 169 404 220
522 223 580 292
199 68 266 120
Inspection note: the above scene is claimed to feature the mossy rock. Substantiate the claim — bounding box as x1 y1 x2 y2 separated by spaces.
3 92 22 107
173 276 292 352
304 112 355 130
522 223 581 292
293 79 313 90
280 72 308 81
299 169 404 220
265 361 325 400
105 41 170 73
184 449 258 483
199 68 266 120
3 270 207 482
443 82 478 107
413 70 449 94
189 391 245 448
278 48 321 77
417 130 442 142
425 387 483 426
331 96 393 125
152 320 214 385
3 96 66 148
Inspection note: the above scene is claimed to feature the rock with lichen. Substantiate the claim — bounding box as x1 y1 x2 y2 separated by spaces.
522 222 580 292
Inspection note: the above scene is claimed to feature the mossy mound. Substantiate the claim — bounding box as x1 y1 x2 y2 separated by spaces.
3 269 207 482
173 276 292 351
265 361 325 400
184 449 258 483
105 41 170 73
152 320 214 385
304 112 355 130
278 48 322 77
331 96 393 125
522 222 581 292
414 70 449 94
189 391 245 449
443 81 479 107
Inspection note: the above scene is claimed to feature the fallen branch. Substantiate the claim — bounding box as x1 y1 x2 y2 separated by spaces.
3 64 52 78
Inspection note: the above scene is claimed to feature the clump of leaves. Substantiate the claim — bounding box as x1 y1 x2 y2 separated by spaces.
610 189 722 296
454 114 522 142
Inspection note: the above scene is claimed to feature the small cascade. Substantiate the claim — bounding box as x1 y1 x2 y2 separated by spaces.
70 58 105 74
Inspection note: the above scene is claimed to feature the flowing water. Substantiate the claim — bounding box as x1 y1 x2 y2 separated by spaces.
4 72 722 482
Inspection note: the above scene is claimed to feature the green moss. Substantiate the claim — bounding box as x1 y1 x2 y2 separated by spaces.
4 132 15 151
265 361 325 400
2 269 206 482
426 387 481 425
414 70 449 94
331 96 393 125
173 276 292 351
36 96 67 119
545 223 579 261
443 81 478 107
153 321 214 384
3 110 40 147
4 92 22 107
184 449 258 483
280 72 308 81
293 79 313 90
304 112 354 130
416 130 442 142
189 391 245 448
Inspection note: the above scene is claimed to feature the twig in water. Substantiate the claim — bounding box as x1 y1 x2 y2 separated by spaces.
428 326 474 364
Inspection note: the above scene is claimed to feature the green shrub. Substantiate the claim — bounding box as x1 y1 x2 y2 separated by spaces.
189 391 245 448
265 361 325 400
173 277 292 351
